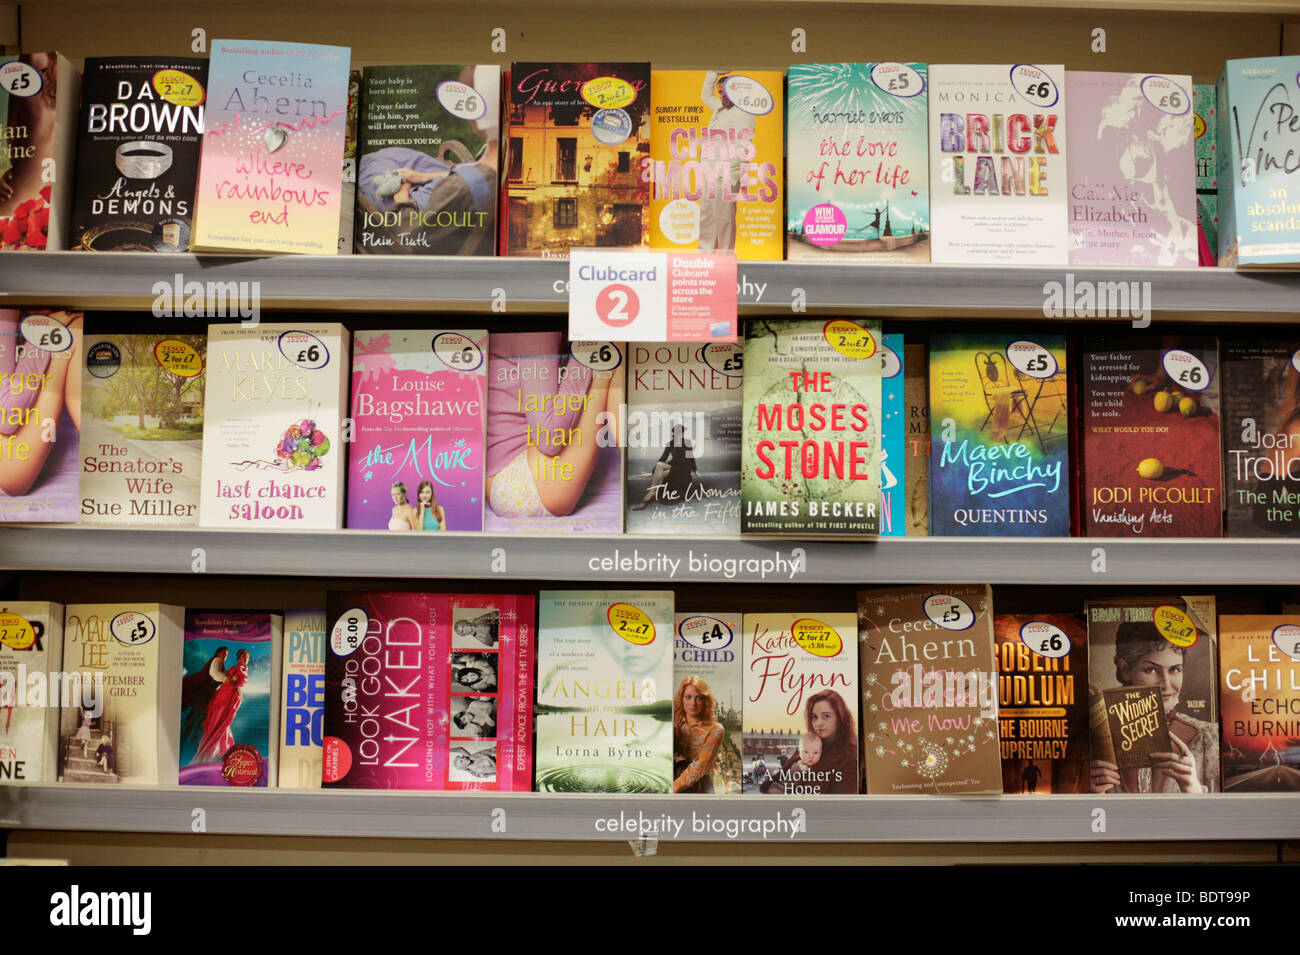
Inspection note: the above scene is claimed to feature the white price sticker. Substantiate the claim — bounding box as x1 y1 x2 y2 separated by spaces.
110 611 156 646
1006 340 1058 379
1161 349 1210 392
924 594 976 631
436 80 487 120
722 74 774 116
278 331 330 370
1272 624 1300 661
1011 64 1059 108
19 314 71 353
331 607 368 658
1020 621 1071 659
879 343 902 379
1140 75 1190 116
571 341 622 372
870 62 925 98
0 61 42 98
432 332 484 372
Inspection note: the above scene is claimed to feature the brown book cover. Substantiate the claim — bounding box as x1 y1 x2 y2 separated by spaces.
1221 342 1300 537
1218 615 1300 791
857 584 1001 794
1101 685 1170 770
903 342 929 536
994 613 1089 794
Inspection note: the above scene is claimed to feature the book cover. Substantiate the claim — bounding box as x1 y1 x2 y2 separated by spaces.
928 333 1070 536
192 40 350 255
903 341 929 535
69 57 206 251
1193 82 1218 265
673 612 743 793
80 331 205 526
0 53 77 250
0 308 83 523
857 586 1001 794
741 318 882 536
1217 56 1300 268
199 322 350 530
1079 336 1222 537
1085 596 1220 793
880 332 905 535
355 64 499 255
993 612 1088 793
786 63 930 262
1218 615 1300 791
322 592 533 791
1095 685 1170 771
485 332 624 533
337 68 358 253
625 342 741 534
179 610 281 786
505 63 649 257
347 329 488 532
647 69 782 259
535 590 673 793
928 64 1068 264
0 601 63 783
1221 341 1300 537
743 611 859 795
1066 72 1196 266
59 603 183 785
279 608 325 788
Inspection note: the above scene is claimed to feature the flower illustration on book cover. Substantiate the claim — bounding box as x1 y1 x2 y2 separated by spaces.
276 419 330 471
0 185 52 249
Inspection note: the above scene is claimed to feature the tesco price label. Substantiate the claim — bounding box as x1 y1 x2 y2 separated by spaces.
1161 349 1210 392
1020 620 1071 659
569 249 736 342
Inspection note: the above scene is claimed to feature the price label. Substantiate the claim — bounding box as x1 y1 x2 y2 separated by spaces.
436 80 487 120
608 602 656 646
581 76 636 109
152 69 205 107
879 343 902 379
331 608 368 657
1006 340 1058 379
569 250 736 342
0 61 42 98
278 330 330 370
1020 620 1071 659
791 618 843 658
571 341 623 372
1140 75 1190 116
0 612 36 650
823 319 876 360
1153 604 1198 648
677 614 735 651
19 313 72 353
870 62 925 98
110 611 156 646
1161 349 1210 392
154 339 204 378
700 342 743 377
432 332 484 372
924 594 976 631
1011 64 1060 108
1290 348 1300 375
721 74 774 115
1272 624 1300 661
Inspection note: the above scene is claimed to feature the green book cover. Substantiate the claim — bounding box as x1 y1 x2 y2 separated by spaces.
1193 83 1217 264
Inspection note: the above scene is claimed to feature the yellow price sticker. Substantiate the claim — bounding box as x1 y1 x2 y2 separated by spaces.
791 617 843 658
823 320 877 360
581 76 636 110
607 602 655 646
154 339 204 378
1153 604 1198 648
0 612 36 650
152 69 205 107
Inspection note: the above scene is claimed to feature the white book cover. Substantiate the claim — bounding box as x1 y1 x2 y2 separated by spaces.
0 601 63 783
929 64 1068 264
200 323 350 529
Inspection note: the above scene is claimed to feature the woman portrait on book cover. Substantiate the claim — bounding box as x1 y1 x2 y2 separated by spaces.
413 479 446 531
388 481 417 531
195 648 249 763
672 675 724 793
180 645 228 751
632 424 701 512
764 688 859 795
452 609 500 649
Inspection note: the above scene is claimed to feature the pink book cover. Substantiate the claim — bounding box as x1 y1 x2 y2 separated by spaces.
322 591 534 791
346 329 488 531
1066 72 1196 266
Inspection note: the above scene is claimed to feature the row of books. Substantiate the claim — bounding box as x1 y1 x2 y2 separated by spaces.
4 46 1299 268
2 589 1294 794
6 310 1299 540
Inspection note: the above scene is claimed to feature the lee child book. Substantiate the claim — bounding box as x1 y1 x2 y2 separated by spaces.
180 610 281 787
347 329 488 532
80 332 206 526
355 64 500 255
59 603 183 785
928 64 1068 264
858 585 1001 794
787 63 930 262
70 57 206 251
880 332 905 535
741 318 882 536
1066 72 1196 266
1193 83 1218 265
1086 596 1220 793
192 40 350 255
1222 341 1300 537
536 591 673 793
626 342 742 534
485 332 624 533
928 334 1070 536
993 613 1088 793
0 601 63 783
505 63 649 257
673 612 743 793
200 322 350 530
1079 337 1221 537
1218 615 1300 791
647 69 782 259
0 53 77 250
279 608 325 788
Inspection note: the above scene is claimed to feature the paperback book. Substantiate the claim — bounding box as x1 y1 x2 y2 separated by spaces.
928 333 1070 536
858 585 1001 794
1221 340 1300 537
0 52 77 250
355 64 500 255
647 69 783 259
80 331 206 526
673 611 743 793
1218 615 1300 791
279 608 325 787
625 342 742 535
338 68 358 253
741 318 882 536
347 329 488 532
70 57 207 251
786 62 930 262
743 611 859 795
879 332 905 535
0 601 63 783
1193 83 1217 265
535 591 673 793
1086 596 1220 793
904 341 929 535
